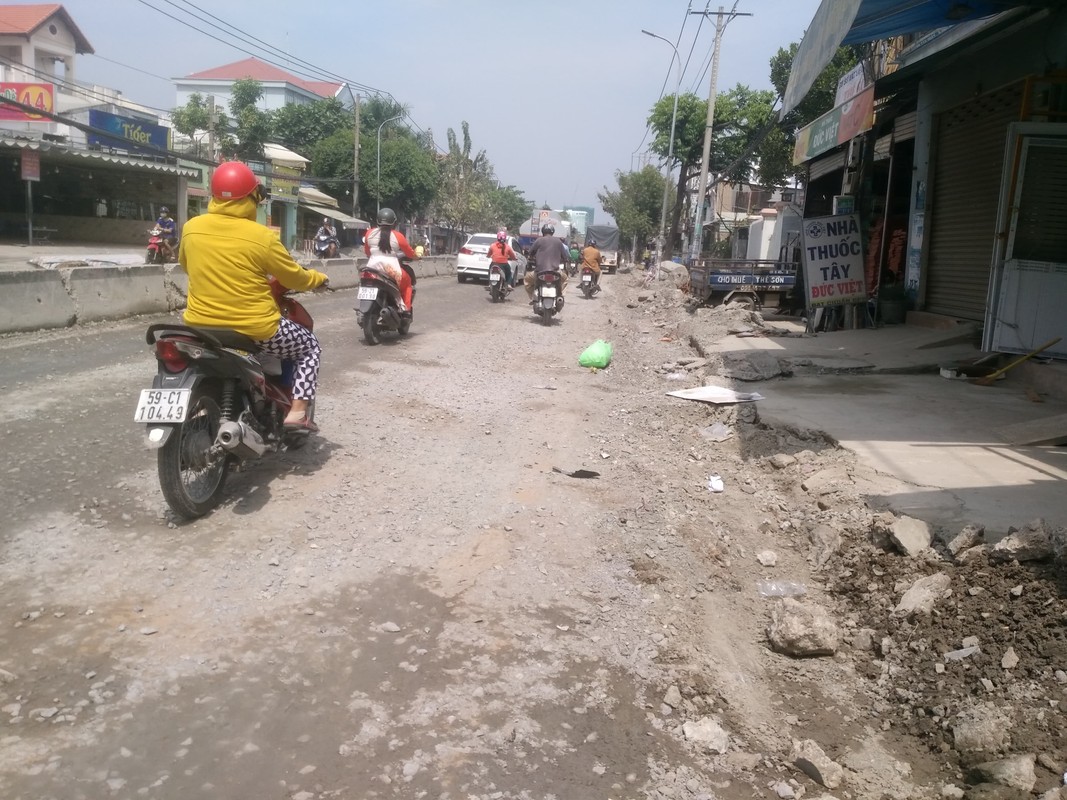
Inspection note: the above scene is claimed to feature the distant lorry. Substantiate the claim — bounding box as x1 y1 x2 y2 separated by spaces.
585 225 621 273
518 215 571 253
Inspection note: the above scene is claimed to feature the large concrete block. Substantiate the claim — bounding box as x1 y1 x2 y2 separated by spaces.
67 265 168 323
0 270 76 332
317 258 361 289
163 264 188 311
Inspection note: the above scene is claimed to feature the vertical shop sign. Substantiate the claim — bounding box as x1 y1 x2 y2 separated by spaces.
801 214 867 307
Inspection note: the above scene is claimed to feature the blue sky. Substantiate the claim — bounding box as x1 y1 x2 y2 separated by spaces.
58 0 822 220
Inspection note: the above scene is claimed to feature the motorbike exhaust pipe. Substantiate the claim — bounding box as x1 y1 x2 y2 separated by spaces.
216 420 269 459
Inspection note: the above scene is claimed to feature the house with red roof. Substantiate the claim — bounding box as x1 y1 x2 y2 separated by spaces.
175 57 355 113
0 2 93 87
0 4 204 246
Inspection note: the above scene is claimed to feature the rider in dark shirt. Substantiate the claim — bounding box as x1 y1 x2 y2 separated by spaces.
524 224 570 300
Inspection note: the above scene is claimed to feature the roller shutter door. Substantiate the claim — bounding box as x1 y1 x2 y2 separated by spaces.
925 83 1023 320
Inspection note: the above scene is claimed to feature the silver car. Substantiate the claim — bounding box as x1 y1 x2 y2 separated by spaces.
456 233 526 283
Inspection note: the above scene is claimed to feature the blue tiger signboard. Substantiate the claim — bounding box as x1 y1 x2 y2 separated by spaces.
88 109 171 155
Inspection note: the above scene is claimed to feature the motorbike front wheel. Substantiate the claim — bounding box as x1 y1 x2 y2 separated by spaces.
157 389 229 519
362 306 383 345
145 249 156 264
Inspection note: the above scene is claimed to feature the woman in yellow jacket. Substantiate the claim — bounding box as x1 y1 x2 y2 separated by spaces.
180 161 329 432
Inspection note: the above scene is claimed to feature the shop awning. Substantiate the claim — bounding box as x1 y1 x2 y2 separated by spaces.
0 135 200 177
781 0 1040 118
299 202 369 227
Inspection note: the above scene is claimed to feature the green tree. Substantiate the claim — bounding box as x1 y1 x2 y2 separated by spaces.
369 134 438 221
756 43 864 187
648 92 709 253
434 121 495 244
170 92 229 160
271 97 351 153
486 184 532 233
598 165 664 252
227 78 271 161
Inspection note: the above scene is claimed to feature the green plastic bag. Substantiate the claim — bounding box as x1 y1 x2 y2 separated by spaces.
578 340 613 369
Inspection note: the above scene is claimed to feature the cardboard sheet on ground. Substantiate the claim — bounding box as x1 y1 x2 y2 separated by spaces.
667 385 765 405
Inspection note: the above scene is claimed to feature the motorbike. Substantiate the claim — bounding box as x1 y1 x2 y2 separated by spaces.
357 259 415 345
487 262 512 302
146 227 175 264
313 232 339 259
134 277 321 520
579 266 600 298
532 269 564 325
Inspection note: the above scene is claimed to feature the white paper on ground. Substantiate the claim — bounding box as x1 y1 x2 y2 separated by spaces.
667 385 765 404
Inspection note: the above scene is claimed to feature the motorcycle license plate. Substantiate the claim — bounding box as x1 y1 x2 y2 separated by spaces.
541 286 557 298
489 272 501 282
357 286 378 300
134 388 190 423
582 275 592 282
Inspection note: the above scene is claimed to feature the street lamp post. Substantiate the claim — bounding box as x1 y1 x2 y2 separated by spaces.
376 113 403 215
642 29 682 267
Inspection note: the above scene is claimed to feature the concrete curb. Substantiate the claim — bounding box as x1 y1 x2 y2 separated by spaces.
0 255 458 334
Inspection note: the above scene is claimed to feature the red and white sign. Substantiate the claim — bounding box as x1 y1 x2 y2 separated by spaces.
20 149 40 182
0 82 55 122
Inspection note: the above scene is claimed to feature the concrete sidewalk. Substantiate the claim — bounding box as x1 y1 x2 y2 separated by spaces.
701 320 1067 534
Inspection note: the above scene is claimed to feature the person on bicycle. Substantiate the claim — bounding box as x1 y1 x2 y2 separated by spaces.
488 231 518 287
524 224 569 301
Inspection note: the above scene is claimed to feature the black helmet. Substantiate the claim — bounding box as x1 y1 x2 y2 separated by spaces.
377 207 397 226
541 224 555 236
160 206 170 214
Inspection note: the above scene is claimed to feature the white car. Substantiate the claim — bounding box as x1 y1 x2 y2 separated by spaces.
456 233 527 283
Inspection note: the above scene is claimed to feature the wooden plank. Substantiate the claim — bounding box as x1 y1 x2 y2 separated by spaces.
997 413 1067 446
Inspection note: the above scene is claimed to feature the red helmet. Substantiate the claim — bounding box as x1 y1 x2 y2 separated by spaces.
210 161 262 201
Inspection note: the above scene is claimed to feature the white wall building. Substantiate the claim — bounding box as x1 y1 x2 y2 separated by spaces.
175 57 356 112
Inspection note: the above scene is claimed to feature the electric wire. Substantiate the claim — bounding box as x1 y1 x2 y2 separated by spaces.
632 3 694 168
138 0 443 153
0 54 176 117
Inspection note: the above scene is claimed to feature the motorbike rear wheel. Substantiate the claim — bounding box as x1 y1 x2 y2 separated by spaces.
540 308 552 326
157 389 229 519
490 281 503 302
362 307 383 345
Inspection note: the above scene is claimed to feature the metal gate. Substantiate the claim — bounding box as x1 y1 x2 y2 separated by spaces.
989 126 1067 359
925 83 1023 320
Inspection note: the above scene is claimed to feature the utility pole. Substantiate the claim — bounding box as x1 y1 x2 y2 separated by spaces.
206 94 217 165
352 94 361 218
688 5 752 264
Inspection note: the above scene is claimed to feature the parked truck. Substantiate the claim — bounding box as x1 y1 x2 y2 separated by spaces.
685 256 800 311
585 225 622 273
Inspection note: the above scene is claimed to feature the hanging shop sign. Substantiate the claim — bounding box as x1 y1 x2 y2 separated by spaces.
20 149 40 181
87 109 171 155
834 62 870 106
269 164 300 199
0 82 54 122
792 85 875 165
801 214 867 307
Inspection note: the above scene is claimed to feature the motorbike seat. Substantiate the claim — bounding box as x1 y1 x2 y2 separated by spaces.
363 266 400 289
189 326 261 352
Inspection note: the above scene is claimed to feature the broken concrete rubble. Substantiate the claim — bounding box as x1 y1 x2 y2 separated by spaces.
791 738 845 789
767 598 839 657
682 716 730 753
952 703 1012 757
894 572 951 616
947 524 986 556
968 754 1037 793
991 519 1056 563
889 515 934 556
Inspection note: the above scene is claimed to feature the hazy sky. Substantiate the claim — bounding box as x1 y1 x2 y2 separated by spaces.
56 0 823 221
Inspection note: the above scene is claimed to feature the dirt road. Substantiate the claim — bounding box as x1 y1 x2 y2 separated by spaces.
1 273 1064 799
